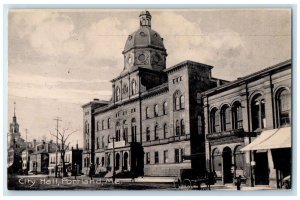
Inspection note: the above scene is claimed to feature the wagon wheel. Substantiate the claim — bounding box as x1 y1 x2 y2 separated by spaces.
181 179 192 190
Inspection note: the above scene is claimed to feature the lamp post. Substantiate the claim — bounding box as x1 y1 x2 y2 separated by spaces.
111 136 116 183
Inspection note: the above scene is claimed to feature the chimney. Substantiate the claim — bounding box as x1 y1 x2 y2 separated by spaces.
76 143 79 150
93 98 99 101
33 139 37 148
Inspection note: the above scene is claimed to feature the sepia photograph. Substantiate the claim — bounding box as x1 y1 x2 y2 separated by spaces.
6 8 292 191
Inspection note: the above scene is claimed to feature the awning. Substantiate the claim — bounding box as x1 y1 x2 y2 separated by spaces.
241 127 291 151
241 129 278 151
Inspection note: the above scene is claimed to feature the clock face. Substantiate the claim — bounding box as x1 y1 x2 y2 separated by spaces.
153 53 161 64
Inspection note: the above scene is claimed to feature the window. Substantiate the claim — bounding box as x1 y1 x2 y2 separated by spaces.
163 123 168 138
175 149 180 163
277 89 290 127
96 157 100 165
101 136 105 148
146 107 150 119
155 152 159 164
97 121 100 131
175 120 180 136
175 97 180 110
115 86 120 101
251 94 266 130
146 152 150 164
102 120 105 130
180 119 185 135
107 118 111 129
210 108 220 133
146 127 150 141
163 150 168 163
131 118 137 142
85 121 89 134
123 120 128 143
154 104 159 117
197 115 203 135
101 157 105 166
163 101 168 115
196 92 202 104
116 122 121 142
131 79 137 95
154 124 159 140
107 136 110 144
232 102 243 129
96 137 99 149
180 95 185 109
174 91 182 111
221 105 231 131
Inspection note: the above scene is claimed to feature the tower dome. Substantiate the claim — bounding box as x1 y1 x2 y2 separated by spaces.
121 11 167 76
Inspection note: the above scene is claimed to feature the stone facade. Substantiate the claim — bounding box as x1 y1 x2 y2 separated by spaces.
202 60 291 188
82 11 226 177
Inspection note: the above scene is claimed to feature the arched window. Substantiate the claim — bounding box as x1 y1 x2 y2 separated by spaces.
131 79 137 95
101 136 105 148
131 118 137 142
97 121 100 131
146 107 150 119
175 120 180 136
163 123 168 138
180 119 185 135
234 146 245 177
146 127 150 141
154 104 159 117
102 120 105 130
277 89 291 127
232 102 243 129
154 124 159 140
174 91 182 111
123 120 128 143
210 108 220 133
221 105 231 131
116 122 121 142
180 95 185 109
251 94 266 130
115 86 120 101
163 101 168 115
107 118 111 129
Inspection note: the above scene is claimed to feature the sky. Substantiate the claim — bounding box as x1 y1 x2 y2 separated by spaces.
8 9 291 147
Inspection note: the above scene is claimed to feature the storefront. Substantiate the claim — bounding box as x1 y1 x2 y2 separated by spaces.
241 127 291 188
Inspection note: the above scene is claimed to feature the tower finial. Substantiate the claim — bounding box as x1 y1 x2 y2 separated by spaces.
139 10 152 28
13 102 16 117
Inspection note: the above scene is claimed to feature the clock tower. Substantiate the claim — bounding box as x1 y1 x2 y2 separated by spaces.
121 10 167 76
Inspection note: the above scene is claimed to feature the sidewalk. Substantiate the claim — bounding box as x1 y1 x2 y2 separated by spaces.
212 183 274 191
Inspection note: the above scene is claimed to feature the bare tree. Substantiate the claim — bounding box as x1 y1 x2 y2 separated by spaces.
50 127 77 177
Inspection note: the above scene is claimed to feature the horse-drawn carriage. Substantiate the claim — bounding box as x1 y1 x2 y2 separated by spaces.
178 169 216 190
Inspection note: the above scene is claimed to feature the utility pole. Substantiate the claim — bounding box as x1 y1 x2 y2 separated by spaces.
53 117 62 178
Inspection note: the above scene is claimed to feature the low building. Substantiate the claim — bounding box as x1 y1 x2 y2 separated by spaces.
202 60 291 188
48 146 83 177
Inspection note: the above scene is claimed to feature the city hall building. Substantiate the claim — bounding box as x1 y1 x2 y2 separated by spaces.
81 10 291 187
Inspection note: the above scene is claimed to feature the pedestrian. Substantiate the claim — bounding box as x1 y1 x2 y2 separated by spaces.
89 163 95 180
236 175 242 190
74 163 77 180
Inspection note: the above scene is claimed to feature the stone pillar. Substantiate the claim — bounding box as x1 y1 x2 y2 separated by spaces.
267 149 277 188
203 96 211 171
263 79 275 129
